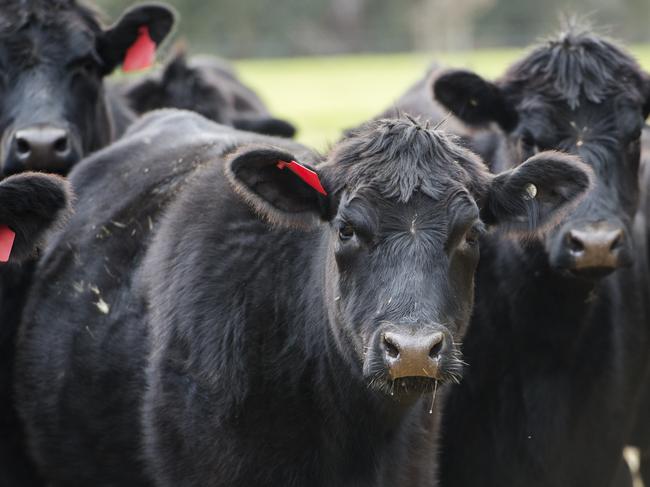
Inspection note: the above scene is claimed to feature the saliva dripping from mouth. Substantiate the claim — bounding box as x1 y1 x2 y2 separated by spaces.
429 380 438 415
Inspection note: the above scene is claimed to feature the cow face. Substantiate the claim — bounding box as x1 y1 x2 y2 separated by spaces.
124 52 231 125
226 119 591 399
0 172 72 263
434 29 650 280
123 51 297 138
0 1 175 176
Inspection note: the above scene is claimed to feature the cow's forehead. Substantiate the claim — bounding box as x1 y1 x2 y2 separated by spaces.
328 120 490 205
0 1 99 40
0 13 97 69
517 93 643 141
502 31 646 111
338 180 474 231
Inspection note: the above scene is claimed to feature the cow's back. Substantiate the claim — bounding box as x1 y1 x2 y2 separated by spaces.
15 109 314 485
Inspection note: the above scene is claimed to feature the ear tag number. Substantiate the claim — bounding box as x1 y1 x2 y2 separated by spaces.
0 225 16 263
122 26 156 72
276 160 327 195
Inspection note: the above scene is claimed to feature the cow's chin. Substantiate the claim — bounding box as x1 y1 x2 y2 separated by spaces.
367 376 439 399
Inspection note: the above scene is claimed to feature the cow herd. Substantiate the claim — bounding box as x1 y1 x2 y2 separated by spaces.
1 1 650 487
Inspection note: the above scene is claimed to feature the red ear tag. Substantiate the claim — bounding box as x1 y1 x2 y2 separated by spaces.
0 225 16 263
277 160 327 195
122 26 156 73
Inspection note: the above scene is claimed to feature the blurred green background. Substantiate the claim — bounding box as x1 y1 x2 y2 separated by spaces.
100 0 650 150
234 47 650 150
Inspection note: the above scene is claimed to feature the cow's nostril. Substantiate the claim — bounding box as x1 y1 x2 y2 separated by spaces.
54 136 68 154
429 338 444 359
381 330 443 380
383 335 400 359
15 137 30 156
609 230 623 251
567 232 584 254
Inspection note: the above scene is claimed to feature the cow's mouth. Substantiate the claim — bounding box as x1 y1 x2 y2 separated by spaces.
553 265 617 282
385 376 438 396
568 266 617 280
365 366 461 398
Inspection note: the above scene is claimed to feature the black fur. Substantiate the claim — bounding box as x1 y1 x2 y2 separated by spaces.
0 2 174 484
0 172 71 487
14 110 589 487
0 0 176 176
120 50 297 138
431 26 650 487
434 70 518 131
625 128 650 484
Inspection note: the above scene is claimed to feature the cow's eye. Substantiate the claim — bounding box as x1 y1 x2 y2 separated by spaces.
71 57 97 77
339 223 355 241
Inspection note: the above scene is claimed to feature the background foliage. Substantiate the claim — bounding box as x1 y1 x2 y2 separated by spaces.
102 0 650 149
100 0 650 57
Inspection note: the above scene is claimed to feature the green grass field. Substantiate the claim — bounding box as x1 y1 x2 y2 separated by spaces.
234 46 650 151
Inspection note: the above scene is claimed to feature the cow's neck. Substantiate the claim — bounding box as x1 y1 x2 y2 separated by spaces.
481 236 601 356
84 92 113 155
311 331 437 483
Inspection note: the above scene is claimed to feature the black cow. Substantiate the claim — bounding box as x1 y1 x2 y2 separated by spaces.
14 110 590 486
625 129 650 485
118 49 297 138
0 0 176 176
424 28 650 487
0 172 71 487
0 2 173 483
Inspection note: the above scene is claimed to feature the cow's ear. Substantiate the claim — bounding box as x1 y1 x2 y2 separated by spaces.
124 51 193 113
226 147 329 228
232 118 297 139
0 173 72 262
482 151 592 232
161 49 190 82
434 69 518 132
98 3 177 75
123 78 164 113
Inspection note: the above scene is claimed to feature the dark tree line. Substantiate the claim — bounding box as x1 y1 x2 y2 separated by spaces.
98 0 650 58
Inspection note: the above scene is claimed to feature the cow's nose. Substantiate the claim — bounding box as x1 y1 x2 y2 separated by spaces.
561 223 627 275
11 126 72 171
382 331 444 380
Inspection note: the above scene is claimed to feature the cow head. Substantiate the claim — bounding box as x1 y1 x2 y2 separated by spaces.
226 118 591 399
123 50 297 138
123 51 231 124
434 28 650 280
0 1 175 176
0 172 72 262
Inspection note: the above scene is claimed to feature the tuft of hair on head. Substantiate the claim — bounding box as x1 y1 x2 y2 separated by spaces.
324 116 491 205
553 13 599 43
433 111 453 130
502 17 646 110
